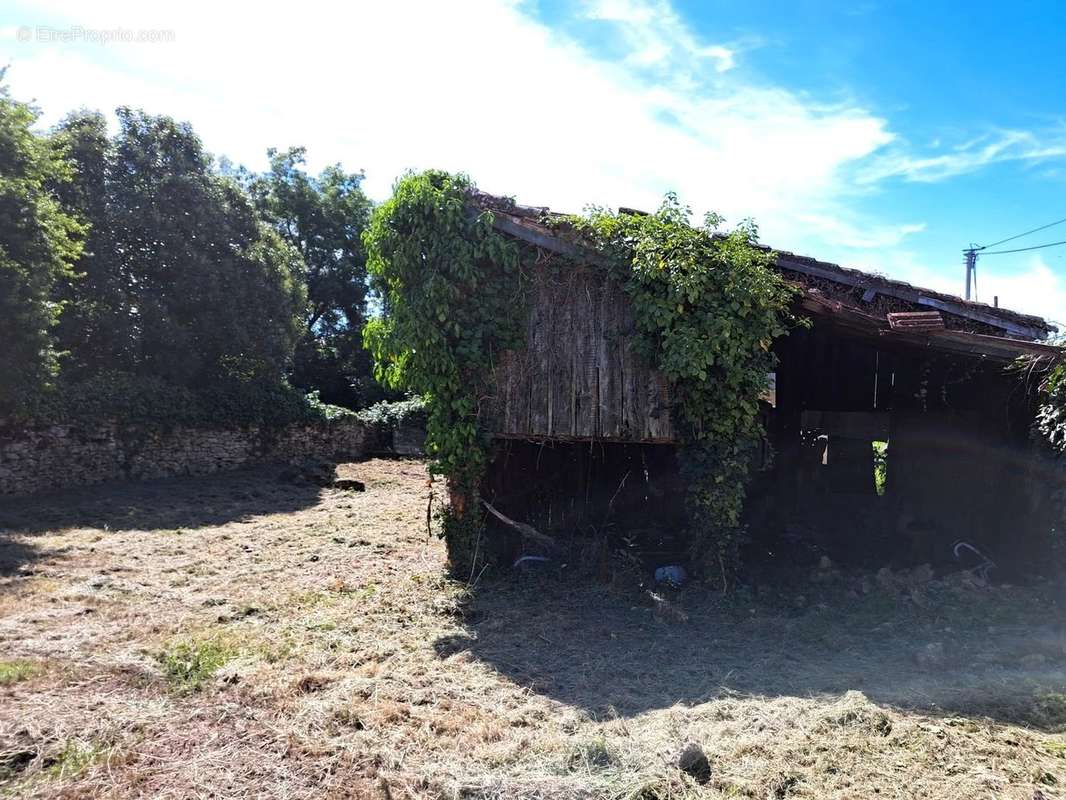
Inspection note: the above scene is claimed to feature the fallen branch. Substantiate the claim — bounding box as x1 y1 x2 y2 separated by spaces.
481 499 558 550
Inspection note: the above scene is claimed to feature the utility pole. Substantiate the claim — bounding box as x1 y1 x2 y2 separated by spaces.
963 247 979 300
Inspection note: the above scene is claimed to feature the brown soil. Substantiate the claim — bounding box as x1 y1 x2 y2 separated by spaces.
0 458 1064 798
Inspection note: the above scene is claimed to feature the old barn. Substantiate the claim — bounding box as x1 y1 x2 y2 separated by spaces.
468 192 1061 576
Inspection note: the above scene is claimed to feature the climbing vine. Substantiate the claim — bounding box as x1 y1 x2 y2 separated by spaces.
365 173 797 585
363 171 523 576
1034 354 1066 576
566 197 798 587
1037 356 1066 453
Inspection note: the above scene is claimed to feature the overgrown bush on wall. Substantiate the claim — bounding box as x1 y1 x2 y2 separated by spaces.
356 396 427 439
364 171 798 585
13 372 353 428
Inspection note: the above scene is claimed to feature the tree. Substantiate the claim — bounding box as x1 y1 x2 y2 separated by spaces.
51 108 305 389
247 147 377 407
0 82 84 414
49 110 132 377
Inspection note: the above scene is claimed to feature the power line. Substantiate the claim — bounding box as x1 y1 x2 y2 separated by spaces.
979 215 1066 250
980 238 1066 256
962 214 1066 300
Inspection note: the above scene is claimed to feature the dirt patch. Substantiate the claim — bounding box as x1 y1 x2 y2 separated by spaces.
0 458 1064 798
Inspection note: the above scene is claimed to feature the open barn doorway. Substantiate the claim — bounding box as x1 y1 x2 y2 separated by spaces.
751 323 1047 579
480 439 687 575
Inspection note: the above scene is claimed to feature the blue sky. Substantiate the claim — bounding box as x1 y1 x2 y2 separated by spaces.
3 0 1066 322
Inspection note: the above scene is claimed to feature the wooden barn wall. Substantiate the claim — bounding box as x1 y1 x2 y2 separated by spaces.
484 266 675 441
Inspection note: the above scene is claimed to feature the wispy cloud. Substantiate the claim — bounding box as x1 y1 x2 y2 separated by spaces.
862 129 1066 183
582 0 738 73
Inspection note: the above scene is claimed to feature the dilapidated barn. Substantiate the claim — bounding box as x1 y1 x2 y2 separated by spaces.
470 192 1061 577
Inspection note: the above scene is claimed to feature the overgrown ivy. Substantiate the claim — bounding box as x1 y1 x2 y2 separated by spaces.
364 173 797 585
363 171 524 576
1037 358 1066 453
1035 355 1066 575
566 197 798 587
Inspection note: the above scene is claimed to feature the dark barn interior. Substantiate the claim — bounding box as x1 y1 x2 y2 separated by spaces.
470 191 1061 581
753 323 1045 577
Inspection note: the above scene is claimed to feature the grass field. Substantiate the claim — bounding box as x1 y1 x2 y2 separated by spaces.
1 458 1065 798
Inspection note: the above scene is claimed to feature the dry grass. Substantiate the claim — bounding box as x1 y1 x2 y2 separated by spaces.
0 458 1063 798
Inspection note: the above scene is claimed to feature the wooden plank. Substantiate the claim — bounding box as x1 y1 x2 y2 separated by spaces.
596 280 620 437
549 274 574 436
573 277 598 437
887 311 945 331
646 373 673 440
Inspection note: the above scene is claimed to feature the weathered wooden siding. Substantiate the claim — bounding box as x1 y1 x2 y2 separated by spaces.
484 266 675 441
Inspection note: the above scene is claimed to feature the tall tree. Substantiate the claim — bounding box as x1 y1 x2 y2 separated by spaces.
248 147 376 407
49 110 132 377
51 108 306 389
0 83 84 414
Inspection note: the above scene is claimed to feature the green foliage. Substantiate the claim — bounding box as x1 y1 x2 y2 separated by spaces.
872 440 888 496
569 196 798 586
1035 357 1066 575
355 395 427 434
0 82 84 414
1037 359 1066 453
49 108 305 389
247 147 379 408
19 371 349 427
0 659 40 685
42 740 105 780
158 637 234 691
363 171 523 575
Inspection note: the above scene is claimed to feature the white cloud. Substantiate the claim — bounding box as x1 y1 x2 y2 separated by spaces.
3 0 1061 320
978 257 1066 326
2 0 910 252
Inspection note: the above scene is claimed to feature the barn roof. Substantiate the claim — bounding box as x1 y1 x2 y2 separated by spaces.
467 190 1061 362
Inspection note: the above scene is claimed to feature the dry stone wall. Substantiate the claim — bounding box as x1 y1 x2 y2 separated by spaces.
0 418 369 497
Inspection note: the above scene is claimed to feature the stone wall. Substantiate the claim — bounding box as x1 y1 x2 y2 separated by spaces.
0 418 369 497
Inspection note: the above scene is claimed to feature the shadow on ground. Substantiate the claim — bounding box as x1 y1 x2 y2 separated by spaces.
436 573 1066 730
0 466 322 575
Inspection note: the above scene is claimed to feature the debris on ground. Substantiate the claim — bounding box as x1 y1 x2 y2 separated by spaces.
653 565 687 586
676 741 712 784
331 478 365 491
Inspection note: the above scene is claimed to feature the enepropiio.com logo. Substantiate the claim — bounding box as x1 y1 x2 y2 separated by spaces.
16 25 176 44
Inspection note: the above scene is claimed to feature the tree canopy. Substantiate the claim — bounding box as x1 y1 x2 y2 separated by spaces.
50 108 306 390
247 147 378 407
0 83 84 413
